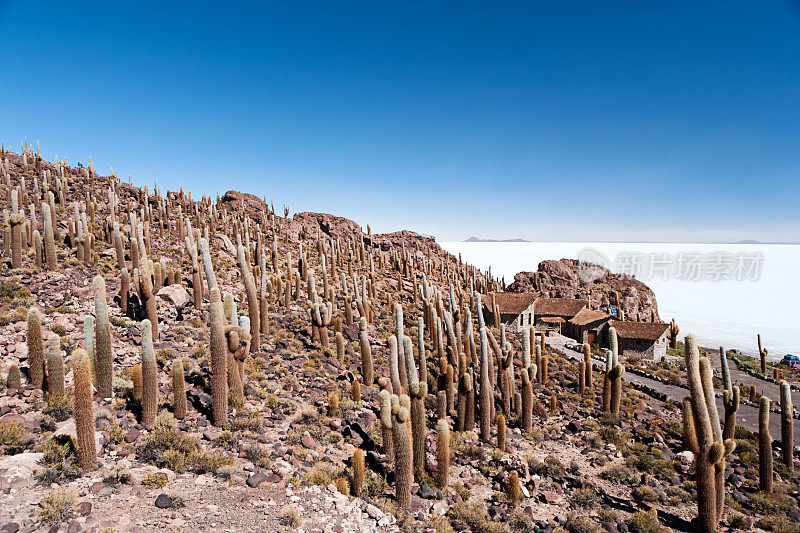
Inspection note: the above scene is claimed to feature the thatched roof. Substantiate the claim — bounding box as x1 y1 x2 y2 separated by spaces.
483 292 537 315
569 308 612 326
534 297 588 317
609 320 669 341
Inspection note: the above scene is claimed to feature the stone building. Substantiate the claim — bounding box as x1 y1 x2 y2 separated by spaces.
567 308 612 345
533 297 588 333
609 320 670 361
482 292 537 332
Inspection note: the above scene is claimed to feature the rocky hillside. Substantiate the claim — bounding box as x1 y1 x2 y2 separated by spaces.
0 143 797 533
507 259 661 322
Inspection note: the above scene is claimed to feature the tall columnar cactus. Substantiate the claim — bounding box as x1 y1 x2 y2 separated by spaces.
506 471 521 504
225 324 249 408
582 342 593 394
358 317 374 386
669 319 680 349
436 418 450 489
113 221 125 269
335 331 346 365
759 396 773 492
405 335 426 478
72 348 97 471
379 388 394 466
236 237 260 351
45 334 64 396
352 448 365 497
42 201 57 270
119 268 130 314
780 381 794 474
757 334 767 375
209 287 228 426
93 275 114 399
136 223 158 339
521 367 533 432
9 189 23 269
140 319 158 427
683 335 734 532
718 347 739 441
27 308 44 389
392 394 413 509
578 361 586 395
172 359 187 420
497 413 506 451
479 327 492 442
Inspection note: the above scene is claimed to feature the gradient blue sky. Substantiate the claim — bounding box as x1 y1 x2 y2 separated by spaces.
1 1 799 242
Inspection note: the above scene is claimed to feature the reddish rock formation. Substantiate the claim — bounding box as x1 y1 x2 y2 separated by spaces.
507 259 660 322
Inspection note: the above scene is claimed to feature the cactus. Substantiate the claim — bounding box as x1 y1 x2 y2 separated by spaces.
759 396 773 492
236 238 260 351
718 347 739 442
27 308 44 389
172 359 187 420
683 334 733 532
379 389 394 466
130 363 142 402
582 342 593 393
497 413 506 451
404 335 426 478
436 418 450 489
42 201 56 270
506 471 521 504
780 381 793 474
540 354 548 385
6 364 21 389
578 361 586 395
358 317 374 386
757 334 767 374
335 477 350 495
479 327 492 442
93 276 114 399
392 394 413 509
669 319 679 349
45 334 64 396
113 221 125 269
351 379 362 402
328 392 340 416
521 367 533 432
72 348 97 471
335 331 345 366
140 319 158 427
225 324 249 408
9 189 23 269
209 287 228 426
352 448 365 497
135 223 158 339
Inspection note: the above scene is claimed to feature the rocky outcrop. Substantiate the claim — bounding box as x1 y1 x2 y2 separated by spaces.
507 259 660 322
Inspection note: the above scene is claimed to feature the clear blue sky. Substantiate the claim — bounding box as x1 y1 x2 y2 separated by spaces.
1 1 799 242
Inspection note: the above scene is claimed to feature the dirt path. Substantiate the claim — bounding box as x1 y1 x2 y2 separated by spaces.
548 334 799 445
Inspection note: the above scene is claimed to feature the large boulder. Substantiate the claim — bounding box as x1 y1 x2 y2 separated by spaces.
157 285 190 309
0 452 43 490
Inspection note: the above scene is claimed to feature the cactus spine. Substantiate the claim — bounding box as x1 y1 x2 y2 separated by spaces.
436 418 450 489
27 308 44 389
172 359 187 420
759 396 773 492
140 319 158 427
780 381 793 474
72 348 97 471
93 275 114 398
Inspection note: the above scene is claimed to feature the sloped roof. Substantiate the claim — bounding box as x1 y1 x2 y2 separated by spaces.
483 292 537 315
569 307 612 326
609 320 669 341
534 297 588 317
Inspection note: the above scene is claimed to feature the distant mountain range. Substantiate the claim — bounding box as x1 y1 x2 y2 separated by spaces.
464 237 530 243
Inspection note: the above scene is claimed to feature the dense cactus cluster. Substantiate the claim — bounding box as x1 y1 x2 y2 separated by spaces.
0 142 796 532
